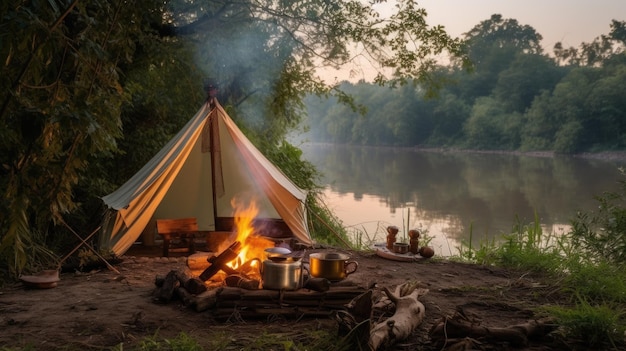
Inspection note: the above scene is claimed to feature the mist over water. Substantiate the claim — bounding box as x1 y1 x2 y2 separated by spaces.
301 144 626 256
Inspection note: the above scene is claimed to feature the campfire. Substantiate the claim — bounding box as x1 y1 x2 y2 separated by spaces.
152 196 367 324
199 197 275 284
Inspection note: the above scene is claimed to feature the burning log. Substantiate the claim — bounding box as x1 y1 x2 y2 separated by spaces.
199 241 242 281
224 274 260 290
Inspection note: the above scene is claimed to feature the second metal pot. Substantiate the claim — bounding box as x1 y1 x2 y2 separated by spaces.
261 259 305 290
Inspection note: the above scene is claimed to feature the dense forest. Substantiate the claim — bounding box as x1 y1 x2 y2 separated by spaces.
304 15 626 154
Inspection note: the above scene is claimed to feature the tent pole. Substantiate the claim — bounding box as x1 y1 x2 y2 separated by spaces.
308 205 352 249
208 103 219 231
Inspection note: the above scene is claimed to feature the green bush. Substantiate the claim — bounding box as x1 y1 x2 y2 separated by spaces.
568 171 626 264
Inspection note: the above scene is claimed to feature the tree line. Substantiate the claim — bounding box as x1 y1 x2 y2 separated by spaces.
304 15 626 154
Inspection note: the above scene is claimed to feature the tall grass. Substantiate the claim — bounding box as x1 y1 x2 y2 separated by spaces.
542 298 626 349
455 204 626 349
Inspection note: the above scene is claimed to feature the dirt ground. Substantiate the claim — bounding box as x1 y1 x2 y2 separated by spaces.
0 245 575 351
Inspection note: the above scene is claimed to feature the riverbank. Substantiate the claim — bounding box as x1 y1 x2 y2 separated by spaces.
0 249 580 350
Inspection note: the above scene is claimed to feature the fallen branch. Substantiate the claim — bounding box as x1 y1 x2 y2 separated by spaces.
429 311 558 348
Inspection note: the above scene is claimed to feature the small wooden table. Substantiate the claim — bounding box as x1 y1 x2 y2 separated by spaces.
156 218 198 257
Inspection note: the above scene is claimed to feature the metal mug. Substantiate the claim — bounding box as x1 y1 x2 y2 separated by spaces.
308 252 358 281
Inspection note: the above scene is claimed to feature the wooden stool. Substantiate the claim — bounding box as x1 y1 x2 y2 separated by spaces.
156 218 199 257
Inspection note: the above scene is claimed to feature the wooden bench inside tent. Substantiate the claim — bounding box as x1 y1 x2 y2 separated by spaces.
156 218 199 257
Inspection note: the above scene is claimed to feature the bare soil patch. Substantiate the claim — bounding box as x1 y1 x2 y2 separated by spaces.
0 247 573 350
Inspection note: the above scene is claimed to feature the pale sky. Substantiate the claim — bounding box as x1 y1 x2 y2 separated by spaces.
416 0 626 50
324 0 626 82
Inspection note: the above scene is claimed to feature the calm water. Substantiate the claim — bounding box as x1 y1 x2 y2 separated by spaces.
301 144 626 256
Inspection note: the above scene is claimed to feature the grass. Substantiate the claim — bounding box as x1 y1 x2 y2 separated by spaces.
455 210 626 349
542 298 626 348
105 329 347 351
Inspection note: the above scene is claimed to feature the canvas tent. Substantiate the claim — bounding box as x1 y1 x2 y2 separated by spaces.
100 99 312 256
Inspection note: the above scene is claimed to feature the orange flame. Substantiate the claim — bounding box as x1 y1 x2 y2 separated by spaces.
228 197 274 270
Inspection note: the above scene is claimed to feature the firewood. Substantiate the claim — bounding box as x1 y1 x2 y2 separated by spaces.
369 281 427 350
176 287 196 307
153 270 180 303
174 269 207 295
199 241 241 281
304 277 331 292
193 288 221 312
224 274 260 290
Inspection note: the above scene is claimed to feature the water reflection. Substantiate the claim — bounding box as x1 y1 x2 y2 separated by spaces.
302 144 626 256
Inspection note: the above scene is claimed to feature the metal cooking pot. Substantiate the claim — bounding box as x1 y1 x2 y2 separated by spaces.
309 252 358 281
261 259 306 290
264 247 302 263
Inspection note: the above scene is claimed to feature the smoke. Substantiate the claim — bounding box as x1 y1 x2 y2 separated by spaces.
193 21 287 126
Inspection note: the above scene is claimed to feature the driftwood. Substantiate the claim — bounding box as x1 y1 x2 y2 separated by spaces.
369 281 428 350
429 310 558 348
334 281 428 351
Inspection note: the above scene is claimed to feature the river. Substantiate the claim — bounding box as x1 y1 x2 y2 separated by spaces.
300 144 626 257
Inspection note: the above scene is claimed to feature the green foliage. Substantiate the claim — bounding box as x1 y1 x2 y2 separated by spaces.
112 332 202 351
307 192 353 248
543 299 625 349
453 193 626 349
457 214 565 273
0 195 57 278
568 172 626 264
0 0 140 275
562 260 626 303
112 329 348 351
553 121 584 153
456 228 500 265
463 97 522 150
305 17 626 155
